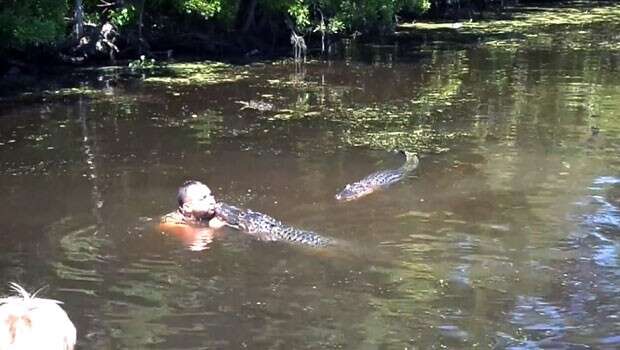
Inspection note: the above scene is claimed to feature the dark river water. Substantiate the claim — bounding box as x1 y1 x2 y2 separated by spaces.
1 7 620 350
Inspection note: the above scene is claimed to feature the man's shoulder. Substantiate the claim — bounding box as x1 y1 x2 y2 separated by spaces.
160 210 214 227
160 210 187 225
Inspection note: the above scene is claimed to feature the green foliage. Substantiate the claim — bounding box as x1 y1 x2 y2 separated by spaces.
259 0 432 33
416 0 431 13
109 5 137 29
148 0 238 24
286 0 432 34
0 0 67 51
288 0 311 28
400 0 430 14
0 0 435 55
82 9 102 25
327 17 345 33
178 0 223 19
335 0 398 32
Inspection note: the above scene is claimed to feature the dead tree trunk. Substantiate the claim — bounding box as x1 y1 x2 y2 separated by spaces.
318 9 325 54
285 18 306 63
74 0 84 38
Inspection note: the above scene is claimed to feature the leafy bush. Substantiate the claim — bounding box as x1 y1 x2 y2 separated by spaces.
0 0 67 51
109 5 137 29
0 0 435 57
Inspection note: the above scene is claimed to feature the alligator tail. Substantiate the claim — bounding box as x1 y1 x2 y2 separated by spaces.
275 226 331 247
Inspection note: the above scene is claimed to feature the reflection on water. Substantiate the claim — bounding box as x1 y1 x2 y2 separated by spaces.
579 176 620 269
1 6 620 349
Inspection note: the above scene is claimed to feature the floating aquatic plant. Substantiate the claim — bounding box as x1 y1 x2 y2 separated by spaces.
143 61 249 86
399 4 620 52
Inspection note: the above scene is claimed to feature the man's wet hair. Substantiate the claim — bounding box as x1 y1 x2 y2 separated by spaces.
177 180 204 206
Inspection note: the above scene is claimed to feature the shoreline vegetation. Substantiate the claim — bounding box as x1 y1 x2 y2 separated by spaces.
1 1 619 96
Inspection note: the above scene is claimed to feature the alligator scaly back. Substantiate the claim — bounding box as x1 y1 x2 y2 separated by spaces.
335 150 419 202
214 203 332 247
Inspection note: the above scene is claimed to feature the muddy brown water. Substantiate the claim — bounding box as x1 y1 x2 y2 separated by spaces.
1 18 620 350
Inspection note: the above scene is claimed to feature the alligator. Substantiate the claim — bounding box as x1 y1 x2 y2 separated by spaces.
214 202 332 247
335 150 419 202
236 100 276 112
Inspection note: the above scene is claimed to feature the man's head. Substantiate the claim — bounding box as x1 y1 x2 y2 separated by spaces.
177 180 217 220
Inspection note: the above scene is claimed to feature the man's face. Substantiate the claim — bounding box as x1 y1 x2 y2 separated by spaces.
181 183 216 219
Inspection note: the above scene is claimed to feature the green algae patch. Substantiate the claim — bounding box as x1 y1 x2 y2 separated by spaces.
343 122 466 155
43 87 102 97
327 100 471 154
463 5 620 35
144 61 249 86
399 4 620 51
399 22 466 31
0 85 111 105
402 4 620 35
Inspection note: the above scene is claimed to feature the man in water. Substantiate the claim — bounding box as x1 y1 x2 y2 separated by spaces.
159 180 227 250
160 180 331 249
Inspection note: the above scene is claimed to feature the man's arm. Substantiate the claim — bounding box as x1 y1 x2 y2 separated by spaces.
208 216 229 229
